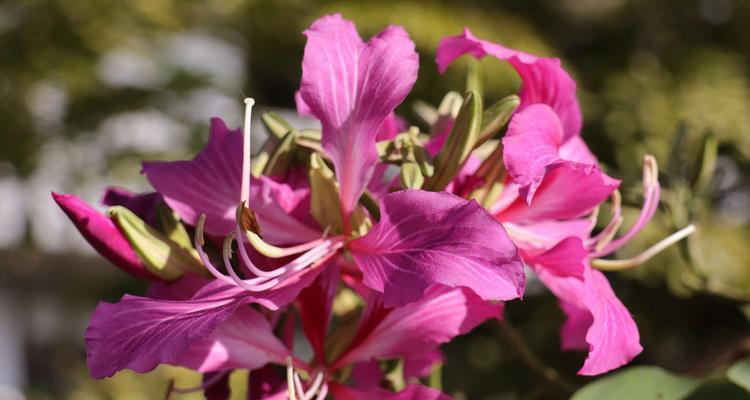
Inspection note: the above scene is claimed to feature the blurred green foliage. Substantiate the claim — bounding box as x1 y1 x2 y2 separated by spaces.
3 0 750 399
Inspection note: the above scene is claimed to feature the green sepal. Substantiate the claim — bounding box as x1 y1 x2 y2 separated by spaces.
263 129 298 176
425 91 483 191
260 111 294 141
476 95 520 148
309 153 371 236
155 203 193 250
108 206 205 280
400 161 424 189
468 142 506 208
692 132 717 194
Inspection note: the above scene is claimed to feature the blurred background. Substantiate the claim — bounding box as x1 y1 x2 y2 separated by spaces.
1 0 749 399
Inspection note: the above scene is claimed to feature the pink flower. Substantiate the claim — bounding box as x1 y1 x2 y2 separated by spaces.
174 265 497 399
435 29 691 375
83 15 525 379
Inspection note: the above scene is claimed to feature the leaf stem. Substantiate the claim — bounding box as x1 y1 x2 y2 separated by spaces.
494 319 577 394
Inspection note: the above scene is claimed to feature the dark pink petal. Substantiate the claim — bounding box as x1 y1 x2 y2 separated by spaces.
86 262 328 378
501 218 593 251
297 263 339 363
376 113 407 141
142 118 242 237
351 360 382 389
497 162 619 223
534 264 642 375
502 104 564 202
350 190 524 307
335 286 502 367
51 192 158 280
179 306 290 372
330 383 451 400
404 349 444 380
299 14 419 219
559 135 598 165
100 187 162 225
521 237 587 279
436 28 581 140
249 365 288 400
250 174 321 245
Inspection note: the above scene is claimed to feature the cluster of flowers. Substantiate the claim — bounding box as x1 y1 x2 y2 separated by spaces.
53 14 693 399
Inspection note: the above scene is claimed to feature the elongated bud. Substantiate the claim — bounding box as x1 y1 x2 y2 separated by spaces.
425 90 483 191
465 58 483 96
263 129 298 176
155 203 193 250
309 153 370 236
108 206 205 280
468 141 506 207
400 161 425 189
260 111 294 141
476 95 520 148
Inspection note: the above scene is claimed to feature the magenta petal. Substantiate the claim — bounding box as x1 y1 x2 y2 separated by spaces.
535 265 642 375
436 28 581 140
523 237 587 279
299 14 419 217
331 383 451 400
100 187 162 225
336 286 502 367
142 118 242 237
559 135 598 165
85 280 246 378
249 365 288 400
179 306 290 372
498 162 619 222
350 190 524 307
404 349 444 380
86 262 327 378
52 192 157 280
502 104 565 202
250 174 322 245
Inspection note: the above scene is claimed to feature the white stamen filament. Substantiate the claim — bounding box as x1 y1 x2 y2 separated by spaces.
591 224 696 271
241 98 255 204
591 155 661 258
287 357 297 400
194 214 342 292
286 361 327 400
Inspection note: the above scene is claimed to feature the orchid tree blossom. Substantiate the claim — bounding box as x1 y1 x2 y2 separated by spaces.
435 29 694 375
172 265 497 399
79 14 525 380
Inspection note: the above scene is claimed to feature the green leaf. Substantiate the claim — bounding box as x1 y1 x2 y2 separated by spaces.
425 90 483 191
572 366 701 400
728 357 750 393
108 206 206 280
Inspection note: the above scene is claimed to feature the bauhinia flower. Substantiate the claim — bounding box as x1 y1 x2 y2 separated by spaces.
169 266 498 399
435 28 694 375
75 14 524 380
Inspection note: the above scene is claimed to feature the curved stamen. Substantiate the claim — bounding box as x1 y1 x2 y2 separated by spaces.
592 224 696 270
242 227 328 259
241 98 255 204
587 189 622 248
315 384 328 400
293 372 306 399
591 155 660 258
286 357 297 400
303 372 325 400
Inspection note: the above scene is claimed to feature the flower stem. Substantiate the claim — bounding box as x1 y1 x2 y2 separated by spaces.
494 319 577 394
